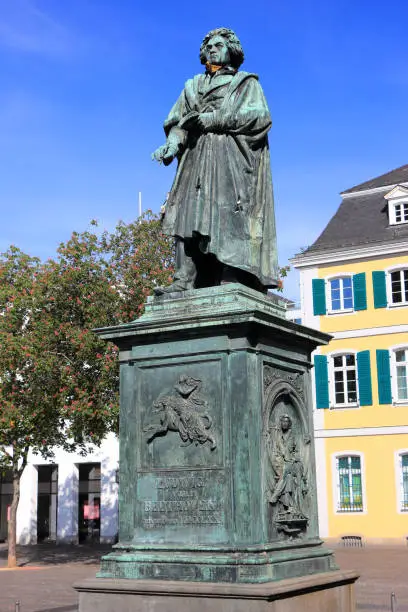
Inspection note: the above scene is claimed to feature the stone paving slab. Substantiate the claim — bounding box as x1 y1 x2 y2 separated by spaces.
0 544 108 612
334 545 408 612
0 543 407 611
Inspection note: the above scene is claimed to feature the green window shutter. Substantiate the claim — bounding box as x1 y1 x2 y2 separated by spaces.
357 350 372 406
376 349 392 404
312 279 326 315
353 273 367 311
372 271 387 308
314 355 329 409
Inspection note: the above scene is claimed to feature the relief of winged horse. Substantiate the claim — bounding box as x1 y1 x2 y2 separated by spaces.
144 375 216 450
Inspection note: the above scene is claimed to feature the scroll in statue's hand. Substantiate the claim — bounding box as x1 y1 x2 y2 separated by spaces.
151 142 179 166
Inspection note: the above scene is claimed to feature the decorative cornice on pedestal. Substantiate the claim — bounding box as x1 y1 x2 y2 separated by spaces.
94 284 331 350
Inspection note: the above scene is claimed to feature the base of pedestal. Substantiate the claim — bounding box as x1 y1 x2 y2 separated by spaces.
75 569 358 612
97 541 337 583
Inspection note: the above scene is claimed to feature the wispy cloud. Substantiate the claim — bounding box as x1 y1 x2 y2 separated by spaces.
0 0 78 57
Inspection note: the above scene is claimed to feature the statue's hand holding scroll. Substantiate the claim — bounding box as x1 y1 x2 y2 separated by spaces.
152 127 187 166
152 141 179 166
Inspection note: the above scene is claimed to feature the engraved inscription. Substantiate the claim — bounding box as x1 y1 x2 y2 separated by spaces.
141 471 224 529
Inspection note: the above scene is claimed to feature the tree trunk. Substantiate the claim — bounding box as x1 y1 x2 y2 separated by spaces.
7 468 21 568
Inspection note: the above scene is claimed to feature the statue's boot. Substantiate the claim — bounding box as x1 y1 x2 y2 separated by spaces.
154 239 197 296
153 279 192 295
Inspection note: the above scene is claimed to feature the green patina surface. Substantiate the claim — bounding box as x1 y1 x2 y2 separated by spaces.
152 27 278 294
95 284 336 583
88 24 339 588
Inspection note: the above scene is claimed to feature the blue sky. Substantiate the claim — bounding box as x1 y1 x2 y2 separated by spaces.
1 0 408 300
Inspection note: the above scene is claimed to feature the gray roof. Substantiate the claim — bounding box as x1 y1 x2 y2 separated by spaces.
342 163 408 194
302 175 408 256
269 293 295 306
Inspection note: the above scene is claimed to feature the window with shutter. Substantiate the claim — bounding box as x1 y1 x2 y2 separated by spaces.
376 349 392 404
329 353 359 408
327 277 353 313
324 273 367 313
357 350 372 406
389 269 408 305
372 271 387 308
353 273 367 311
314 355 329 409
390 347 408 403
312 279 326 315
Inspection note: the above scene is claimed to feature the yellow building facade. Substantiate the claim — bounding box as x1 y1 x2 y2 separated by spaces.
292 165 408 543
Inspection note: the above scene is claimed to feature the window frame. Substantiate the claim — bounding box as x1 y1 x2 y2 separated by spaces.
390 344 408 405
395 450 408 514
389 198 408 225
325 274 355 315
332 452 366 515
328 350 360 409
385 265 408 308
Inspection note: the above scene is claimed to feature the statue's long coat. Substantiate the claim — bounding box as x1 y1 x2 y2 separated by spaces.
162 68 278 287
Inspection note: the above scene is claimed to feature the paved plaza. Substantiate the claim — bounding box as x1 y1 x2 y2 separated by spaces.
0 543 407 612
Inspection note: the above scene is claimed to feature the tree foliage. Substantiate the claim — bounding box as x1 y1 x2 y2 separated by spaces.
0 212 174 566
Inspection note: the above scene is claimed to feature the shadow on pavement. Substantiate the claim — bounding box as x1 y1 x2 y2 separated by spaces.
0 542 112 567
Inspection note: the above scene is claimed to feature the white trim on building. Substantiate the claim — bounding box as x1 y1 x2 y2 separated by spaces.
316 425 408 438
291 240 408 269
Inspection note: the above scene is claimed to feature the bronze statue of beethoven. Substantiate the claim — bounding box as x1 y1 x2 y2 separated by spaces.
153 27 278 294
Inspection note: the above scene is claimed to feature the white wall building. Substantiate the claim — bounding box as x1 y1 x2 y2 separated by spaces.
0 433 119 545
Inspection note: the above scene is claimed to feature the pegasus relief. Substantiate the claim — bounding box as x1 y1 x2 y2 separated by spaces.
144 375 217 450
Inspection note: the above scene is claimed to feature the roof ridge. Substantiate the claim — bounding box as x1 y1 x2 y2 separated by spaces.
342 163 408 194
298 187 408 257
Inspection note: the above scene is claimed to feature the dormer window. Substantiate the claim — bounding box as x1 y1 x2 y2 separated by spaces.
394 202 408 224
384 185 408 225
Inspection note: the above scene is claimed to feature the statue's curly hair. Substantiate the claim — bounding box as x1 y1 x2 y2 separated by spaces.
199 27 244 69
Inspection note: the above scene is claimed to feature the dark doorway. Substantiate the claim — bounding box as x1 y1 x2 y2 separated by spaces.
37 465 58 542
78 463 101 543
0 470 13 542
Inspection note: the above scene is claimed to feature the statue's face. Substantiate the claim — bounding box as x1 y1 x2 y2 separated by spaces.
205 35 230 66
280 416 291 431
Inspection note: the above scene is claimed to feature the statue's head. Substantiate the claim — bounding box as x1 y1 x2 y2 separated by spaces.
200 28 244 69
280 414 292 431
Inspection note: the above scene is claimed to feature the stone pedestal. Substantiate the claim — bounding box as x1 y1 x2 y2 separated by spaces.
76 570 358 611
75 284 357 609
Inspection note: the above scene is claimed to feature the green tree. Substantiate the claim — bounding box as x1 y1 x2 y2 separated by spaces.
0 246 69 567
0 213 174 567
0 211 288 567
